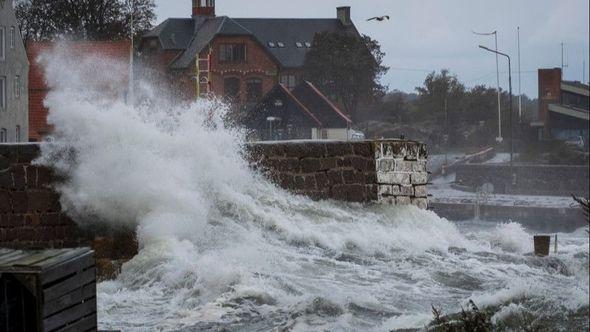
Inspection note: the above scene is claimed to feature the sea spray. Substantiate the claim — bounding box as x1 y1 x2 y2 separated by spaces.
35 44 589 331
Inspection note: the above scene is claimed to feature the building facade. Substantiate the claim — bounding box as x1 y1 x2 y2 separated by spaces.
0 0 29 142
27 40 131 141
536 68 589 142
139 0 359 107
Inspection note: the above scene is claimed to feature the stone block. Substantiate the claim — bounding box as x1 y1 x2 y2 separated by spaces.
377 172 411 185
10 165 27 190
379 195 396 204
378 184 401 196
306 143 327 158
301 158 321 173
411 198 429 209
405 143 420 160
41 213 61 226
351 156 368 171
285 144 307 158
326 143 353 157
0 169 13 189
394 160 413 172
303 175 317 191
0 190 11 212
412 161 427 173
279 173 295 190
337 157 353 168
342 169 356 184
293 175 306 190
376 159 394 172
367 184 379 201
319 157 338 170
12 191 28 213
364 172 377 184
0 155 9 170
352 143 372 157
24 214 41 226
315 173 329 189
414 185 428 198
327 170 343 185
396 196 411 205
36 166 55 188
411 172 429 185
400 185 414 196
27 190 61 213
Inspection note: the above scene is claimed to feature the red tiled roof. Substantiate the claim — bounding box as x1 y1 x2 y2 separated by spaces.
26 40 132 141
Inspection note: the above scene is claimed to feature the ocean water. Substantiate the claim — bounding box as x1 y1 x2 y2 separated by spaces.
36 45 589 331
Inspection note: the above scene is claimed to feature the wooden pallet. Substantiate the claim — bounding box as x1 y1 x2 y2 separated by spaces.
0 248 96 332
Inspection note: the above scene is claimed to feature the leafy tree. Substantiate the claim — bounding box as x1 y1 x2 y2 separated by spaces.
15 0 155 42
303 32 389 121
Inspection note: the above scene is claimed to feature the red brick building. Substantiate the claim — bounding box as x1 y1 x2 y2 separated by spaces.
535 68 589 142
139 0 359 106
27 40 131 141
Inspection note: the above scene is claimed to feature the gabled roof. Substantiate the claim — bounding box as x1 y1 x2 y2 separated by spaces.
146 16 358 70
294 81 352 124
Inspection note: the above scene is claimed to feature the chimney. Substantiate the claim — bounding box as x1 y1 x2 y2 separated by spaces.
337 6 351 26
193 0 216 17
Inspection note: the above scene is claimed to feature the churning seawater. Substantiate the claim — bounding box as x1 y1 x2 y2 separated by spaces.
35 45 589 331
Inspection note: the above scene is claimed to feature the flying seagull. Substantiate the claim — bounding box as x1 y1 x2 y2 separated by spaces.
367 15 390 22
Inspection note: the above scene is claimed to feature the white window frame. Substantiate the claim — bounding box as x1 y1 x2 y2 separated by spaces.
10 26 15 49
0 26 5 61
14 75 20 99
0 128 7 143
0 76 6 111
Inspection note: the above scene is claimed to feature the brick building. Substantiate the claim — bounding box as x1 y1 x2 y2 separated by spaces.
139 0 360 107
27 40 132 141
534 68 589 142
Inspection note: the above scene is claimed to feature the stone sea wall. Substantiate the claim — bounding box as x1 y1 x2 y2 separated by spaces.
247 139 429 208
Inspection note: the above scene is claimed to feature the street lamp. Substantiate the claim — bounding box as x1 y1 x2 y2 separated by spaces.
266 116 280 140
473 30 502 142
479 45 513 166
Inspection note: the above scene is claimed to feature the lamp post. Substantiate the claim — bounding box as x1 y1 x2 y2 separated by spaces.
479 45 513 167
473 30 502 142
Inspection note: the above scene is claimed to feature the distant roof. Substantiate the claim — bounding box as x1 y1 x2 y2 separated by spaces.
146 16 358 69
548 103 590 121
561 81 590 97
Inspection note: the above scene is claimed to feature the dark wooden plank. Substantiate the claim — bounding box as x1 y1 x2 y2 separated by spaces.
43 298 96 332
0 248 15 257
10 250 68 268
0 252 39 269
43 283 95 317
41 253 95 285
43 268 96 302
55 313 97 332
34 248 91 270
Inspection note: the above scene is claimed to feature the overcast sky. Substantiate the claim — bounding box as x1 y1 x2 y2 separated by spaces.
154 0 590 98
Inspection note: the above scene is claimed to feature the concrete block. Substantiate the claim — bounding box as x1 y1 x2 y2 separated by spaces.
378 184 401 196
377 159 394 172
413 160 427 172
301 158 321 173
327 170 343 185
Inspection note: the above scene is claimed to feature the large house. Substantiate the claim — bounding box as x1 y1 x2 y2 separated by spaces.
0 0 29 142
139 0 359 105
27 40 132 141
534 68 589 143
245 81 353 141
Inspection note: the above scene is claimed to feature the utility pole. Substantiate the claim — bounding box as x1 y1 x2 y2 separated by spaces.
517 27 522 123
473 30 502 142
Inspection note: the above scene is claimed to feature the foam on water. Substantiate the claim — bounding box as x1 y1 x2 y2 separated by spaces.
37 45 589 331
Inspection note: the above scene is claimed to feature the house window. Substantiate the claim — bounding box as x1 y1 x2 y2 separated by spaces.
295 42 303 48
268 42 276 48
219 43 246 63
0 76 6 111
276 42 285 48
280 75 296 90
224 77 240 100
246 78 262 102
305 42 312 48
15 125 20 142
0 27 5 61
0 128 7 143
14 75 20 98
10 26 15 49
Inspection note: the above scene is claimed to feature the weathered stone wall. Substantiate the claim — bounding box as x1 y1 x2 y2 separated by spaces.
247 139 429 207
454 163 589 196
1 144 137 279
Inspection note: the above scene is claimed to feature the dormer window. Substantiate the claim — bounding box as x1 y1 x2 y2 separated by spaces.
268 42 276 48
277 42 285 48
295 42 303 48
305 42 312 48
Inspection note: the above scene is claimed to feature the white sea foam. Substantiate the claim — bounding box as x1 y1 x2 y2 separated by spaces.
36 44 589 331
